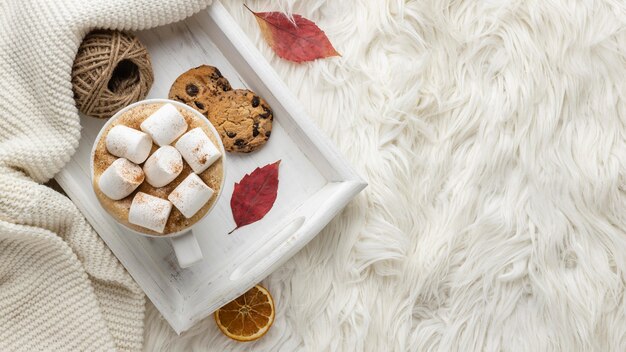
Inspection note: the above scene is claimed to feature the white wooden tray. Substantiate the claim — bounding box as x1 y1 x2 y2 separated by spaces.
55 1 365 334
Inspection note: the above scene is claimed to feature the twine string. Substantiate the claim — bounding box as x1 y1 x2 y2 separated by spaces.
72 30 153 119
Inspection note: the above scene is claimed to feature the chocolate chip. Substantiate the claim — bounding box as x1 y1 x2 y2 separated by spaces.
185 84 199 96
265 131 271 137
220 82 231 92
174 95 187 103
251 96 260 108
214 68 223 78
235 139 246 147
227 131 237 138
252 122 259 137
194 101 205 110
259 106 272 119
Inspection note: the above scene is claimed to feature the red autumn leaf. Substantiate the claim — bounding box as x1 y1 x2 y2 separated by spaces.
245 5 340 63
229 160 281 234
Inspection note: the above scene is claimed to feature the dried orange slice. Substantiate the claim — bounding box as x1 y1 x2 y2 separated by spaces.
214 285 275 342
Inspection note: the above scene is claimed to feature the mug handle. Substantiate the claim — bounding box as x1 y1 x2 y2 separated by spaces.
170 230 203 268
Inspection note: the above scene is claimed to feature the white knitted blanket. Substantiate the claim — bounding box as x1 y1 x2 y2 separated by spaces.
0 1 212 351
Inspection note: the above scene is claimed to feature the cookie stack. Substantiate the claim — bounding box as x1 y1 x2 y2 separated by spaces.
169 65 273 153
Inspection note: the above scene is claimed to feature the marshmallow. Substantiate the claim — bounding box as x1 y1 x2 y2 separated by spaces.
174 127 221 174
128 192 172 233
98 158 144 200
168 173 214 218
143 145 183 188
105 125 152 164
140 103 188 146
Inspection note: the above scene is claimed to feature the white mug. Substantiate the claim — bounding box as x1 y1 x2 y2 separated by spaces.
90 99 226 268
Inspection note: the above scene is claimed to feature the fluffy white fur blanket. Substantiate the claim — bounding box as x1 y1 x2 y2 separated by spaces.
143 0 626 350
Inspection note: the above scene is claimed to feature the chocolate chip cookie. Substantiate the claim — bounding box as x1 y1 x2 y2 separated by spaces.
169 66 273 153
207 89 273 153
168 65 232 114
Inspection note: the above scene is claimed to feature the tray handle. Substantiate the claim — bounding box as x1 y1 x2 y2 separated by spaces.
170 230 203 269
229 216 305 281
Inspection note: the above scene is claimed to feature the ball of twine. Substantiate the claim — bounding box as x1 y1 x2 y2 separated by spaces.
72 30 154 119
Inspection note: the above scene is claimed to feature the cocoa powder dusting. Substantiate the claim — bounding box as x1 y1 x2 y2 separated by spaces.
170 159 183 174
169 191 181 203
134 193 147 204
120 162 144 184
